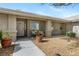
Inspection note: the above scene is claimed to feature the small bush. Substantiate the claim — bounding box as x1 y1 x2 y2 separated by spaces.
31 30 44 37
66 32 76 38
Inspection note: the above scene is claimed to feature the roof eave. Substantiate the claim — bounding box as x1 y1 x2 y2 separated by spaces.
0 7 68 22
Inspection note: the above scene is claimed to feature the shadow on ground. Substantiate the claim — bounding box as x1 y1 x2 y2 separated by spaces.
41 40 49 42
13 43 22 53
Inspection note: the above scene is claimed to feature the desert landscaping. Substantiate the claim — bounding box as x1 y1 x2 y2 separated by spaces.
33 36 79 56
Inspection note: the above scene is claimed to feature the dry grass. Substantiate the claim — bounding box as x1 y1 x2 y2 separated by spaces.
33 36 79 56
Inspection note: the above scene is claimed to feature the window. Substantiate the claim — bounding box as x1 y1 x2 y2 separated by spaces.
31 21 39 30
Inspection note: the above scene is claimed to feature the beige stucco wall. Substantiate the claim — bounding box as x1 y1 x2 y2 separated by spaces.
45 21 66 37
27 19 31 37
66 23 73 32
0 13 17 41
8 15 17 41
46 20 52 37
0 14 8 31
52 23 61 35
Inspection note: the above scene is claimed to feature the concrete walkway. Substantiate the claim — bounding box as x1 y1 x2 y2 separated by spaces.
13 39 46 56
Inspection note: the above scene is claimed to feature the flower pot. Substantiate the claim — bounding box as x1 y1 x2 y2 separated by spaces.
1 38 12 48
36 35 43 42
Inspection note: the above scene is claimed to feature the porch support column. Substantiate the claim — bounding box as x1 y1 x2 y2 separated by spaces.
8 15 17 41
27 19 31 37
46 20 52 37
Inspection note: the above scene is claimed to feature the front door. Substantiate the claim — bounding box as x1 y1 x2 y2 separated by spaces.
17 20 25 36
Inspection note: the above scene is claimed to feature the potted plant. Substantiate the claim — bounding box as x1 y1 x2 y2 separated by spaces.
31 30 37 37
35 30 44 42
0 31 12 48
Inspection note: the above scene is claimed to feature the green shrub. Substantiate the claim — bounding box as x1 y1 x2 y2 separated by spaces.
66 32 76 38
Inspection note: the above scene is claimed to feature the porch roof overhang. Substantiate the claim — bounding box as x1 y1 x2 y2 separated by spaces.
65 15 79 22
0 7 68 23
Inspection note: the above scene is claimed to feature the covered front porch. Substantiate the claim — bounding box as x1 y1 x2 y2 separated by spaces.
16 16 67 40
0 13 68 41
16 17 46 38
